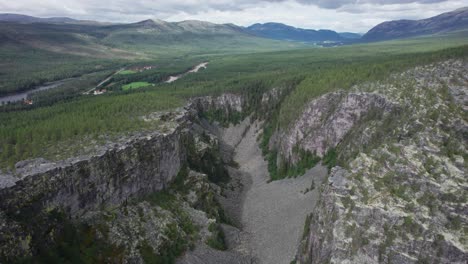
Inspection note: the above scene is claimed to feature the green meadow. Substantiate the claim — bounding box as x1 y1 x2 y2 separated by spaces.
122 82 154 90
118 70 137 75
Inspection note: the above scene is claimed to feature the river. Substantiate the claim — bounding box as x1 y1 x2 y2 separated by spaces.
0 78 77 105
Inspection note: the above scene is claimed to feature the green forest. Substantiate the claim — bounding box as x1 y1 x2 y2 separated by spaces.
1 34 467 169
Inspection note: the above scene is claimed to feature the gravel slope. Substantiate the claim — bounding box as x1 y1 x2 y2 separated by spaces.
232 121 327 264
178 119 327 264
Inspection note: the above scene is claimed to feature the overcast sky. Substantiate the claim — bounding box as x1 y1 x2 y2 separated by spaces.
1 0 467 32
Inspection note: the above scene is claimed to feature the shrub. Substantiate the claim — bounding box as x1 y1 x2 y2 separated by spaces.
323 148 337 169
206 223 227 251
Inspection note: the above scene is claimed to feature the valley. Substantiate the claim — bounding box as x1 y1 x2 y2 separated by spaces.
0 6 467 264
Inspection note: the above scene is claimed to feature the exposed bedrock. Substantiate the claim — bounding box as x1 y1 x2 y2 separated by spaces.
0 130 186 217
292 60 467 264
274 91 397 163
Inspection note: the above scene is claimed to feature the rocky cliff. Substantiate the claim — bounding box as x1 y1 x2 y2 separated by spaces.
0 129 186 217
292 59 467 263
0 93 246 262
276 91 397 162
0 123 189 260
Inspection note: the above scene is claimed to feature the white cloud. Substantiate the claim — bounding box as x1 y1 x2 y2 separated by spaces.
0 0 467 32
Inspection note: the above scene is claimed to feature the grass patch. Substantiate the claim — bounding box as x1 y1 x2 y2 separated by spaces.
122 82 153 90
118 70 137 75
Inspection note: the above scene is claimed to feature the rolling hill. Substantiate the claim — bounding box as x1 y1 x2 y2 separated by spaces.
0 17 304 59
0 13 108 25
0 13 78 23
362 7 468 41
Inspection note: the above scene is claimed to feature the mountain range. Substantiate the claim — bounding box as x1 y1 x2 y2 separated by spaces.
0 14 361 44
245 8 468 43
0 6 467 56
362 7 468 41
0 17 306 59
0 13 110 25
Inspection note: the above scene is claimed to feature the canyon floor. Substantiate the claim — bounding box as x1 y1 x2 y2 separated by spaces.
233 121 327 264
178 119 327 264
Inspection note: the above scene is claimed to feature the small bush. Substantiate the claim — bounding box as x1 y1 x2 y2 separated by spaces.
323 148 337 169
206 223 227 251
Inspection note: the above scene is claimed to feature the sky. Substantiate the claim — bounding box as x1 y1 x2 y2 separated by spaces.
1 0 467 32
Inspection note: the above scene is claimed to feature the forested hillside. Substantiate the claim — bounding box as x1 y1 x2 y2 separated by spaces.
1 34 467 169
0 19 303 95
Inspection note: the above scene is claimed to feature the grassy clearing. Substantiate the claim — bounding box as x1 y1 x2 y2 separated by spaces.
118 70 137 75
122 82 154 90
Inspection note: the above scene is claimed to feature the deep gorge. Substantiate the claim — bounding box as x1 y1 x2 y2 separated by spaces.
1 59 467 264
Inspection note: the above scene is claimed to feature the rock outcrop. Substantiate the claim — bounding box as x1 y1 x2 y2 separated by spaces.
0 129 186 217
276 91 396 162
0 93 247 262
294 59 468 264
190 93 245 114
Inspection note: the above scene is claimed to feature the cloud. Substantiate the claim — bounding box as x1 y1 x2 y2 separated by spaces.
280 0 451 9
0 0 467 32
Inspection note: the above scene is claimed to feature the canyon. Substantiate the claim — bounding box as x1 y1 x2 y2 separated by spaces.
1 59 467 263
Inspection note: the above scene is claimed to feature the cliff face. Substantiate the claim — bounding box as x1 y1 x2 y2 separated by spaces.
293 59 467 263
0 93 246 262
190 93 245 114
276 91 396 162
0 130 186 217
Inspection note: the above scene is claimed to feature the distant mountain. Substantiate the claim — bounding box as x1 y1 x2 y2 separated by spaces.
0 13 74 23
245 23 350 42
0 13 109 25
362 7 468 42
105 19 244 35
0 17 303 59
100 19 262 47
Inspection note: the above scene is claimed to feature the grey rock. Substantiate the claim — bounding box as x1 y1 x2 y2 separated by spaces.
277 91 396 162
294 60 468 264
